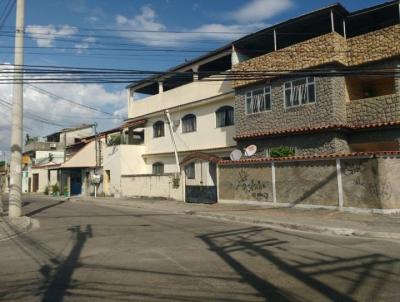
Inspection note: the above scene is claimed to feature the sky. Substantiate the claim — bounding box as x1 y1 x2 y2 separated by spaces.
0 0 390 156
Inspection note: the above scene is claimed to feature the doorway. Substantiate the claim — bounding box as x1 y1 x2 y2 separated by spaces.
70 170 82 196
32 173 39 192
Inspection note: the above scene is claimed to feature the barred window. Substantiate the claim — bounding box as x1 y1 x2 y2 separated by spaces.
284 77 316 108
245 86 271 114
152 162 164 174
182 114 196 133
216 106 234 127
153 121 165 138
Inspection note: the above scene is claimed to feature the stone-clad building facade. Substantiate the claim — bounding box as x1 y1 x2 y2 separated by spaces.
231 1 400 157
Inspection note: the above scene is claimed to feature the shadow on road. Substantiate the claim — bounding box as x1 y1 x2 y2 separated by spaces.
25 200 66 217
198 226 400 301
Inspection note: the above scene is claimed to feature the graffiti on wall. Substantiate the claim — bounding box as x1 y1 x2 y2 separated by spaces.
344 160 392 202
355 177 392 201
234 169 270 201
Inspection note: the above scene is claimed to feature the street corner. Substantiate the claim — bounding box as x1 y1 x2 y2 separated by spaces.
0 216 40 241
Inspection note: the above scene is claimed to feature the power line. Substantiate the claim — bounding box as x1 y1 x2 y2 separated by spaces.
0 0 15 30
0 98 73 127
27 84 125 118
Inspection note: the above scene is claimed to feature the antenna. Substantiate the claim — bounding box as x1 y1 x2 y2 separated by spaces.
244 145 257 157
230 149 243 161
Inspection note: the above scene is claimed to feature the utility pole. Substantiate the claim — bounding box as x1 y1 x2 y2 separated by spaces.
9 0 25 218
93 123 98 198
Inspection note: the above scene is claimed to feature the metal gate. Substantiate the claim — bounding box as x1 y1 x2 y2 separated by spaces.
185 161 217 204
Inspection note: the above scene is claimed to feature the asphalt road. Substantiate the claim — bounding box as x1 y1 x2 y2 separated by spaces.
0 196 399 302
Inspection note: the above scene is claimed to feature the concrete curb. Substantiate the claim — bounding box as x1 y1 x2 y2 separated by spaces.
71 198 400 241
0 216 40 242
191 212 400 241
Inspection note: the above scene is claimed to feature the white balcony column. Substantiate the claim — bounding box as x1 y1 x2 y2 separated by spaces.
158 81 164 94
330 10 335 32
273 29 277 51
192 65 199 81
127 88 135 116
343 20 347 39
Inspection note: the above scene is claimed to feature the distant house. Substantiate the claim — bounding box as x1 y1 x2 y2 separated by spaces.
22 124 93 194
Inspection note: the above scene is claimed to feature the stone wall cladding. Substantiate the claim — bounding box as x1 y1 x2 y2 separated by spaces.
346 94 400 126
233 25 400 89
233 32 347 88
347 25 400 66
237 132 349 157
235 77 345 134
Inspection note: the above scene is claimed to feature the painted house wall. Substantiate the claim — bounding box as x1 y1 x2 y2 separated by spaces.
121 174 184 200
144 97 236 156
103 144 146 196
128 75 232 118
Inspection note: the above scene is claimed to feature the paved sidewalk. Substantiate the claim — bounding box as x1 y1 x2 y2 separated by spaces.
72 197 400 240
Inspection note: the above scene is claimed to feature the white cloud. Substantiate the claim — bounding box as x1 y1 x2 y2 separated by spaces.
26 25 78 47
116 6 265 47
229 0 293 23
0 64 126 152
75 37 97 52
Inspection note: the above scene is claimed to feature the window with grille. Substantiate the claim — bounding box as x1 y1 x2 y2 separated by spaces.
185 162 195 179
152 162 164 174
153 121 165 138
245 86 272 114
182 114 196 133
216 106 234 127
284 77 316 108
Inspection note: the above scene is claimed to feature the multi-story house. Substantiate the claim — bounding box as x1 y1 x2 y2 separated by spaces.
230 1 400 157
106 0 399 203
104 48 236 202
22 124 93 193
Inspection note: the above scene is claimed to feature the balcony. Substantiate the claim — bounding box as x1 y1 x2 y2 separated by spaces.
128 75 233 119
24 141 63 153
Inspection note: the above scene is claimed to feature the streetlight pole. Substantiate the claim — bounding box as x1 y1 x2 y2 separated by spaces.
9 0 25 218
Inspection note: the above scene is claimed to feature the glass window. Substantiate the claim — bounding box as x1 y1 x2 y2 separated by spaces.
245 86 271 114
284 77 316 108
216 106 234 127
185 162 195 179
153 121 165 138
182 114 196 133
152 162 164 174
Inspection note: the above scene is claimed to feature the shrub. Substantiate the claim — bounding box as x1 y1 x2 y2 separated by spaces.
52 183 60 195
269 146 296 158
44 185 49 195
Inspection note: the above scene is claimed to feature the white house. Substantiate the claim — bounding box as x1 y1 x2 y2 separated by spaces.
103 47 237 202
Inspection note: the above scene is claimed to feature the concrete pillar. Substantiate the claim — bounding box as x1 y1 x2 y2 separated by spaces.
158 81 164 94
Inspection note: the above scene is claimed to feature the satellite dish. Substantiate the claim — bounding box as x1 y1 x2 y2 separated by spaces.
244 145 257 157
230 149 243 161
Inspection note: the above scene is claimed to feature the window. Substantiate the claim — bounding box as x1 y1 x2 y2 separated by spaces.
245 86 272 114
185 162 195 179
182 114 196 133
152 162 164 174
216 106 234 127
153 121 165 138
284 77 316 108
